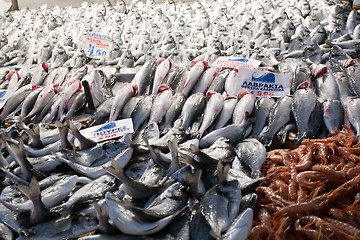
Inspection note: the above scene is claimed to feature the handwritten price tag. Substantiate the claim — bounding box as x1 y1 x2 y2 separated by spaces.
84 32 112 59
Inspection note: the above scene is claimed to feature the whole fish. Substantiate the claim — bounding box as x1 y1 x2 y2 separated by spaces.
232 90 255 126
0 84 41 122
162 92 186 131
20 87 43 118
208 69 230 93
291 82 317 141
250 97 275 137
109 83 137 121
24 84 61 122
346 97 360 136
105 192 180 235
182 61 207 97
235 138 266 178
192 67 220 94
258 95 293 146
180 92 206 131
131 59 156 95
148 84 173 124
132 95 154 131
323 99 343 133
121 95 144 119
213 96 238 130
152 58 172 95
196 91 224 138
30 62 49 86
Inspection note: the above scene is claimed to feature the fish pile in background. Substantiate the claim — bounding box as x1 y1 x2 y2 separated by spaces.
251 128 360 240
0 0 359 239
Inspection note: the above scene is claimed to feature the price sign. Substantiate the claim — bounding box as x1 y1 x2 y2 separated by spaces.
78 119 134 143
211 57 262 69
84 32 113 59
237 67 291 98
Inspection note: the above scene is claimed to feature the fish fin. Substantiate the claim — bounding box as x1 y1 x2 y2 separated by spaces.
7 140 45 181
216 160 230 183
17 177 40 200
180 167 202 185
81 80 95 110
189 144 200 153
167 137 179 176
103 159 123 179
94 201 117 234
18 177 56 225
55 120 73 150
67 118 96 150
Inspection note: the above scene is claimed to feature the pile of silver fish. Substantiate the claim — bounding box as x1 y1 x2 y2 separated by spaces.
0 0 360 239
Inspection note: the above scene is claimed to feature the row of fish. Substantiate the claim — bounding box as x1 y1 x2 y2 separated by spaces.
0 0 360 239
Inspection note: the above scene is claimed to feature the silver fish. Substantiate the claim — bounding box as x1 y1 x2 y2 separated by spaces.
291 82 317 141
258 95 292 146
250 97 275 138
196 91 224 138
235 138 266 178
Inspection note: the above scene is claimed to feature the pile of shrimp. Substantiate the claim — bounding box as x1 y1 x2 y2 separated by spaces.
250 127 360 240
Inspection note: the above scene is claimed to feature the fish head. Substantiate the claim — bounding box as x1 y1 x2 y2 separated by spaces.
41 62 49 72
237 89 250 100
310 64 327 78
206 91 217 100
132 84 139 96
52 83 61 93
6 71 20 81
157 84 169 94
32 85 42 91
297 80 311 90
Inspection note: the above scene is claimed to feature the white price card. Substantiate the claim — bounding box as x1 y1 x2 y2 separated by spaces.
211 57 262 69
237 67 291 98
84 32 113 59
79 119 134 143
0 89 15 109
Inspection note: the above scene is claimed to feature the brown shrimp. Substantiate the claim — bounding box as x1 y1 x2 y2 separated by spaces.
249 225 274 240
295 215 358 240
288 180 298 202
274 180 289 200
320 174 360 209
273 196 325 229
312 142 330 165
294 147 313 171
274 216 293 239
267 149 290 165
308 185 326 200
324 218 360 239
296 171 328 188
311 164 347 179
257 207 273 228
297 186 308 203
347 166 360 178
257 186 290 207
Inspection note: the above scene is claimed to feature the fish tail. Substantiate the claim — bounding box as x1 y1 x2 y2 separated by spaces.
7 140 44 181
17 177 40 200
167 137 180 175
103 159 124 180
216 160 230 183
55 120 73 150
66 118 96 150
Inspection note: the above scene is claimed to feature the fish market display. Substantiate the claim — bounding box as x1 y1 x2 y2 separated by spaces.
0 0 359 239
251 128 360 239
